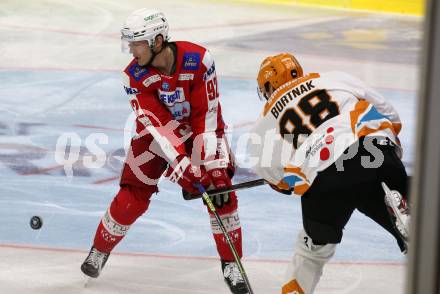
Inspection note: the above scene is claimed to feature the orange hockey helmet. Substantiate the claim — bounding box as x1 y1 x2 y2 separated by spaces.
257 53 304 100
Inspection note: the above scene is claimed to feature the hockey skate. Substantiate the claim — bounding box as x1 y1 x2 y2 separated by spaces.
81 246 110 278
382 182 410 247
222 260 249 294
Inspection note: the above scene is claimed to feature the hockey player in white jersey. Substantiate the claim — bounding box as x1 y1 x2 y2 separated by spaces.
249 53 410 294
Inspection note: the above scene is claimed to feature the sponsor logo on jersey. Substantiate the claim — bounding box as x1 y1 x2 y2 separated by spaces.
142 74 161 88
203 63 216 80
170 101 191 120
162 82 170 90
183 52 200 70
319 147 330 161
159 87 186 106
178 73 194 81
271 80 315 119
305 134 325 159
325 135 334 144
129 64 149 81
123 85 139 95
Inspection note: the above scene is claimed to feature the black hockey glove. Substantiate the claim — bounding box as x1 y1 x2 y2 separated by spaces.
205 168 231 208
181 188 230 208
206 192 230 208
269 183 293 195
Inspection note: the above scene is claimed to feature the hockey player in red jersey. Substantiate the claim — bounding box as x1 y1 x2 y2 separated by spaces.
81 9 248 293
250 53 410 294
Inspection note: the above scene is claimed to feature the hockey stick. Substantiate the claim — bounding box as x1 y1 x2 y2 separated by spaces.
186 174 413 200
194 183 254 294
184 179 267 200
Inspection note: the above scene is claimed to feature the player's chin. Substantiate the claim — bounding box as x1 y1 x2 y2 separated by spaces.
138 56 151 67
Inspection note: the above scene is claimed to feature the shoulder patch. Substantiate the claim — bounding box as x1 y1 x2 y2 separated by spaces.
183 52 200 70
129 63 149 81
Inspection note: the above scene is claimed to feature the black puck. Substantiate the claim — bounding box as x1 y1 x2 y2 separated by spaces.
30 216 43 230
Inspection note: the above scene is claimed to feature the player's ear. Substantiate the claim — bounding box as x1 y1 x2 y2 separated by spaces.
154 35 164 50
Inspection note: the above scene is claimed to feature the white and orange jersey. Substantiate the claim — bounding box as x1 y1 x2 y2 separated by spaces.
248 71 402 195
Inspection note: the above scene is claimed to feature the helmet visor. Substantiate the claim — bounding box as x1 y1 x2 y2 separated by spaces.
121 28 135 53
120 28 151 53
121 38 131 54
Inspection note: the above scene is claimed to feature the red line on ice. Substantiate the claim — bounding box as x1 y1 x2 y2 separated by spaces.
0 243 405 266
92 176 120 185
0 18 298 39
21 164 64 176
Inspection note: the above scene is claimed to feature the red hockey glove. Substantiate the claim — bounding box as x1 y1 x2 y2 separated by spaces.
167 155 211 195
206 168 231 208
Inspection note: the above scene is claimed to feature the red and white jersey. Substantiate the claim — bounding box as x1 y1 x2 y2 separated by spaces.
249 71 402 195
122 41 227 170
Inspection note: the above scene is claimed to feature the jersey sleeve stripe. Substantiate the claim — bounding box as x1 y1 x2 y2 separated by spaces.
392 122 402 135
349 100 370 133
293 183 310 195
284 166 308 180
357 121 397 138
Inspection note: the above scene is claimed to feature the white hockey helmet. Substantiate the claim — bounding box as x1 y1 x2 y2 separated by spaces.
121 9 169 53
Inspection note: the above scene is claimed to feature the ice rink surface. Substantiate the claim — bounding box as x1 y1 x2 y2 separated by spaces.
0 0 422 293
